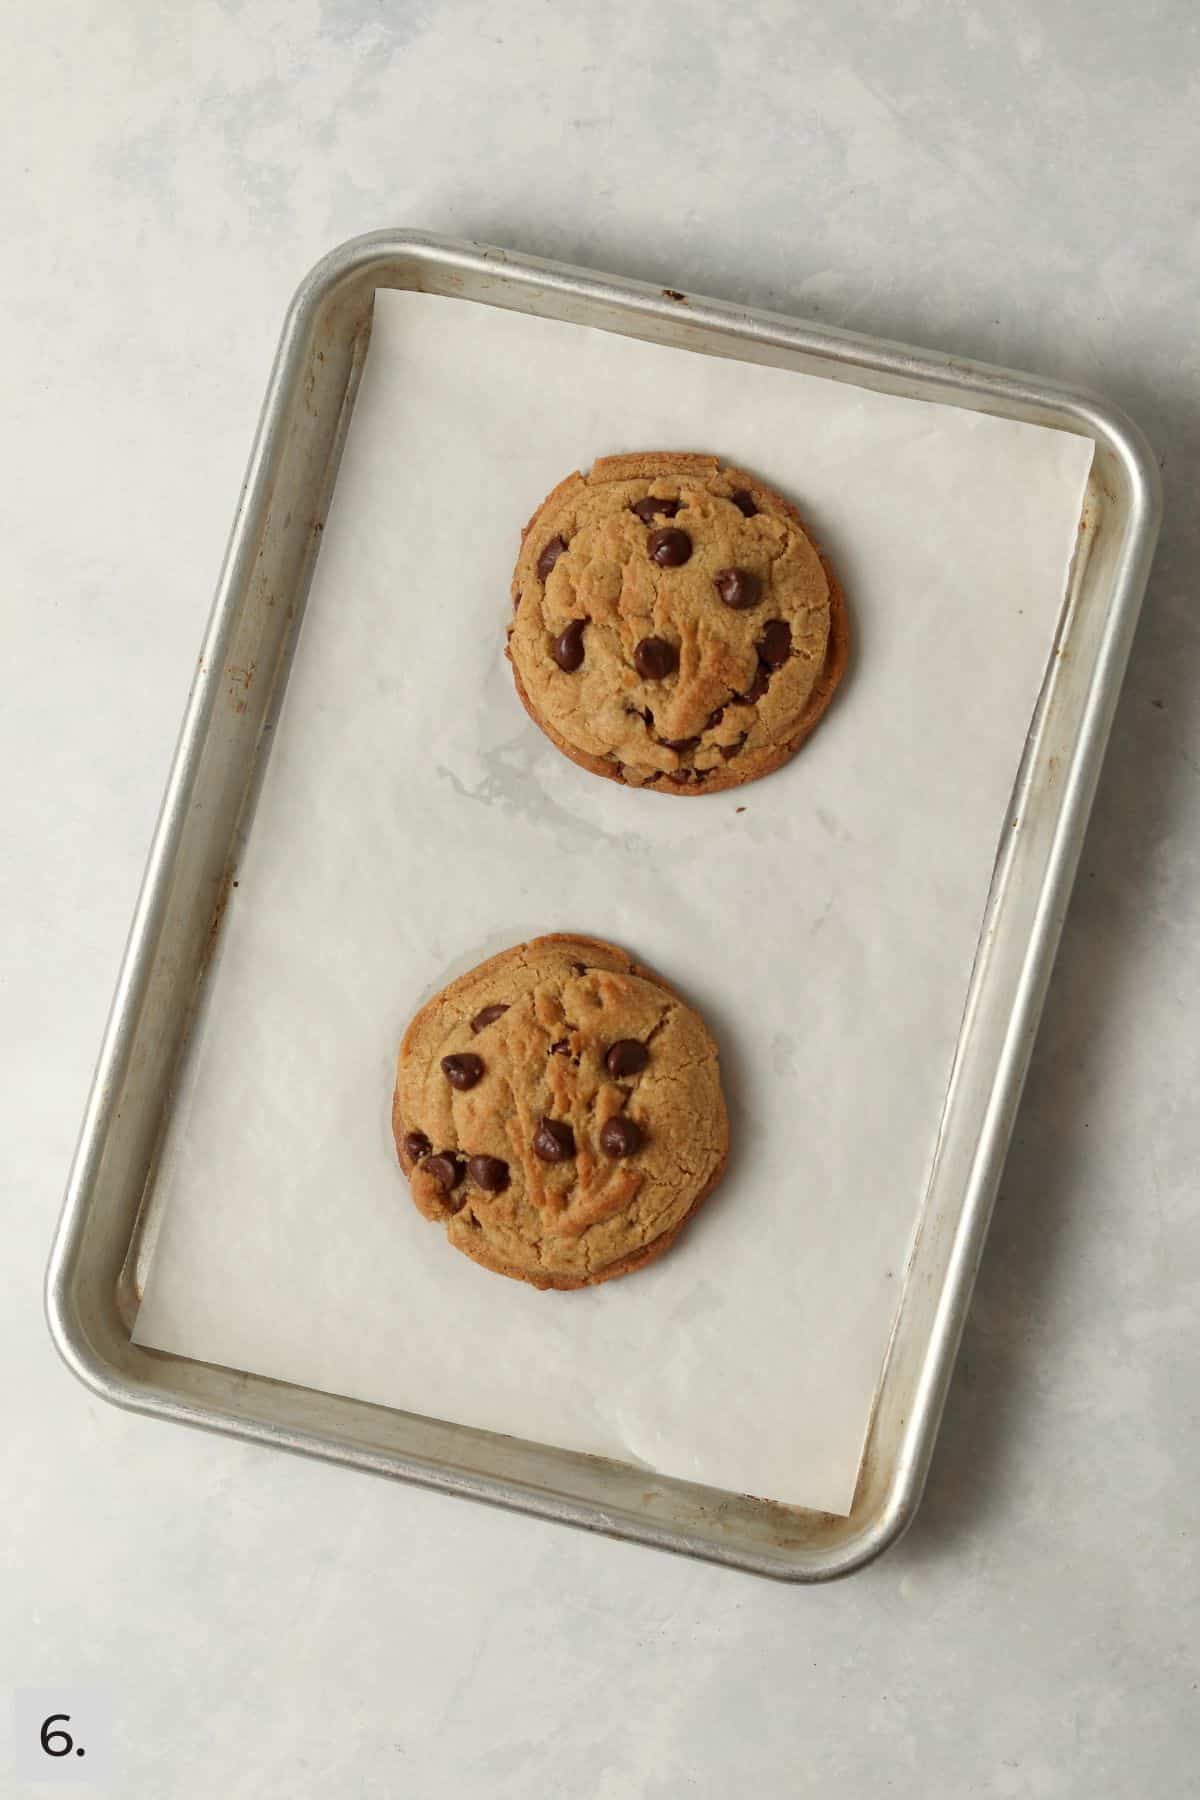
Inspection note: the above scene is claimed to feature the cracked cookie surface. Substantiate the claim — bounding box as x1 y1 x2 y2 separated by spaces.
393 934 729 1289
508 453 849 794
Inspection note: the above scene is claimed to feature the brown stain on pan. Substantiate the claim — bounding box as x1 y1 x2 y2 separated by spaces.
201 864 235 971
226 659 256 715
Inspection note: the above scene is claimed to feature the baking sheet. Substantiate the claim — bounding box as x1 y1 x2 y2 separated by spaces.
133 290 1092 1515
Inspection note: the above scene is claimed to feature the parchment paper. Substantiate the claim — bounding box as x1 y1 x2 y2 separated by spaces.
134 290 1092 1514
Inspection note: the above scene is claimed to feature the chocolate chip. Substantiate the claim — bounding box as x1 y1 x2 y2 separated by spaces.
647 527 692 567
731 489 758 518
600 1115 643 1158
537 536 567 580
441 1053 484 1090
721 735 749 760
549 1038 571 1056
631 496 681 523
468 1154 510 1192
470 1003 509 1034
424 1153 465 1194
669 770 695 784
634 636 678 680
552 618 586 672
605 1039 649 1077
662 735 699 753
705 706 725 729
402 1130 432 1162
736 665 770 704
714 568 761 610
757 619 791 668
571 962 587 975
533 1117 576 1162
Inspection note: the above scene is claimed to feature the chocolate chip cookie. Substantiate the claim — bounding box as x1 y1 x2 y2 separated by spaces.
393 934 729 1290
508 453 849 793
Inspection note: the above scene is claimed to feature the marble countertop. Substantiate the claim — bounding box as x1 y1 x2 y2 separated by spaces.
5 3 1196 1794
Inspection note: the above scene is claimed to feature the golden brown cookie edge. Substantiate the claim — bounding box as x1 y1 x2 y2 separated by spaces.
507 455 850 795
392 932 730 1287
447 1147 727 1290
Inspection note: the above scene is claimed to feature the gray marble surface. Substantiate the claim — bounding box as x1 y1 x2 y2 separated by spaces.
4 3 1197 1794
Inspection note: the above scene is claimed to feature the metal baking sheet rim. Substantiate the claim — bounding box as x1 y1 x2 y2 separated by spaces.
45 231 1162 1581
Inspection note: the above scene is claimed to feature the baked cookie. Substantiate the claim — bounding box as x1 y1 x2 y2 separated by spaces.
393 934 729 1290
508 453 848 794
